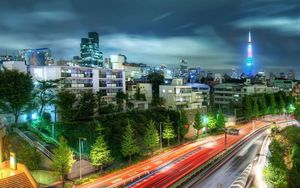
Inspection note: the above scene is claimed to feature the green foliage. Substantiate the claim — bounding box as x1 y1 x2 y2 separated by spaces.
215 110 226 130
144 120 159 154
252 97 259 118
121 121 139 163
148 72 164 106
0 69 34 124
56 91 77 121
278 93 286 114
35 79 59 115
207 113 216 131
179 110 189 136
163 117 176 146
294 104 300 120
76 92 96 120
17 143 41 170
90 134 113 172
193 111 203 138
264 139 288 187
116 92 127 111
52 137 75 186
259 94 268 116
268 93 277 115
244 95 252 121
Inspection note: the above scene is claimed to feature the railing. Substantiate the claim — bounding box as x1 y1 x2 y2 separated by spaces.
13 128 54 160
229 163 252 188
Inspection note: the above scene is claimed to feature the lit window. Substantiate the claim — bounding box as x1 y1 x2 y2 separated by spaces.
163 89 166 93
168 90 172 93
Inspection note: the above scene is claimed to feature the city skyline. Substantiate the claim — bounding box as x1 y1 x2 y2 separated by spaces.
0 0 300 77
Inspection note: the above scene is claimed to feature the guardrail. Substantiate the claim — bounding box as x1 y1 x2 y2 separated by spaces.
229 163 253 188
13 128 54 160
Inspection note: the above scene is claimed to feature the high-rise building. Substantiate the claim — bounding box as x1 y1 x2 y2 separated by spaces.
245 31 254 76
179 59 188 77
20 48 53 66
80 32 103 67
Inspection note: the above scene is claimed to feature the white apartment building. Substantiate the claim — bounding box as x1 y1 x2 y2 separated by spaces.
159 79 204 110
186 83 210 106
31 65 125 102
214 83 279 111
2 61 27 73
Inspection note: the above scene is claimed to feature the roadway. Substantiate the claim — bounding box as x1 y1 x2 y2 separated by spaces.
188 127 269 188
78 115 292 188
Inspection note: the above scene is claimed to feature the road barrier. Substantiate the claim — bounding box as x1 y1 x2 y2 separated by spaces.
229 163 252 188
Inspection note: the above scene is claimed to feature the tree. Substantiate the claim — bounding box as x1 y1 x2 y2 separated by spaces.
0 69 34 124
193 111 203 138
35 79 60 116
216 110 226 130
163 117 176 146
90 134 113 173
244 95 252 121
56 91 77 121
52 137 75 187
179 110 189 138
294 104 300 120
116 92 127 111
207 113 216 131
260 94 267 117
18 144 41 170
144 120 159 154
278 93 285 114
252 97 259 118
268 93 277 115
77 92 96 120
96 91 106 115
148 72 164 106
121 121 139 163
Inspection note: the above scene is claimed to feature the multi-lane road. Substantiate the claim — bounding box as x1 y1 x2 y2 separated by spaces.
78 116 293 188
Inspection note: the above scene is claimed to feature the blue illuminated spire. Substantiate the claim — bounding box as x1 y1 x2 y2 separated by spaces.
246 31 254 76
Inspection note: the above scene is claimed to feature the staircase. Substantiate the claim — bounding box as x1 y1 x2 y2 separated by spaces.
0 172 34 188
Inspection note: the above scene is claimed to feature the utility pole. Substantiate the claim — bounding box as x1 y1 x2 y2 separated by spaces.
224 128 227 149
160 122 162 150
177 125 180 145
79 137 86 179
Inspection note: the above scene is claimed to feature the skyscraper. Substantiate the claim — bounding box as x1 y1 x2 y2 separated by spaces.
245 31 254 76
80 32 103 67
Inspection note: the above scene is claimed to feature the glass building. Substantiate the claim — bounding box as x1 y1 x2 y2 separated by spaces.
80 32 103 67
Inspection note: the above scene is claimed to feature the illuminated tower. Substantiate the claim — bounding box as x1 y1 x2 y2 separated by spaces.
246 31 254 76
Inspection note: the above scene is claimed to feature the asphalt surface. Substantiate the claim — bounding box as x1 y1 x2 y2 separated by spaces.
190 129 268 188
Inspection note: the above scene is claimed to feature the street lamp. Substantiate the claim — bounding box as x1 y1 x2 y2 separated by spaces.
224 128 227 149
79 137 87 179
203 115 209 138
252 120 255 132
159 122 162 151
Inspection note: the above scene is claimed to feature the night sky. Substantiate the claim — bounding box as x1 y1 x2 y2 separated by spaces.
0 0 299 77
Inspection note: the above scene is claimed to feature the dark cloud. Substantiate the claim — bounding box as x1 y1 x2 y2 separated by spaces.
0 0 299 78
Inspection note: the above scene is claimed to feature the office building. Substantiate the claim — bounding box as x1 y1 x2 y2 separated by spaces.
80 32 103 67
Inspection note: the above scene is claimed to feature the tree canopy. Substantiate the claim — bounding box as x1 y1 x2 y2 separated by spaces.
0 69 34 124
121 121 139 163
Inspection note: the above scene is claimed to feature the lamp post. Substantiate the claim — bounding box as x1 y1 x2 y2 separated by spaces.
252 120 255 132
224 128 227 149
51 123 55 139
159 122 162 151
79 137 86 179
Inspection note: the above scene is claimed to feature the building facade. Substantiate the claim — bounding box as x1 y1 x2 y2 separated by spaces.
31 65 125 103
80 32 103 67
159 79 204 110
